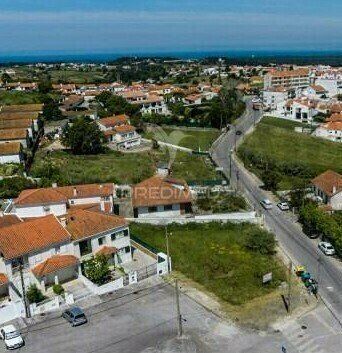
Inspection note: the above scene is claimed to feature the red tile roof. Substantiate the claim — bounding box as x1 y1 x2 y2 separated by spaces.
132 176 192 208
95 246 117 257
63 209 127 241
32 255 78 277
312 170 342 197
0 142 22 156
114 125 136 133
0 215 71 260
1 104 43 113
15 183 114 206
0 128 27 140
99 115 129 128
0 273 8 285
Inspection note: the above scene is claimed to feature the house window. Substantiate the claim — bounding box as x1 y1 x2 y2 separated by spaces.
125 246 131 254
148 206 157 213
79 240 92 256
164 204 173 211
111 233 116 241
98 237 106 246
70 200 75 205
123 229 129 237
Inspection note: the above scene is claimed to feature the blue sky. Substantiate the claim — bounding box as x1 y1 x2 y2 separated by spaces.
0 1 341 54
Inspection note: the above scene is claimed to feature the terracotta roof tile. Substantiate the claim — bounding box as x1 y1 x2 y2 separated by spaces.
32 255 78 277
0 142 22 155
15 183 114 206
132 176 192 208
312 170 342 197
95 246 117 256
0 119 32 130
0 215 71 260
114 125 136 133
1 104 43 113
63 209 127 241
99 115 129 128
0 128 27 140
0 112 39 120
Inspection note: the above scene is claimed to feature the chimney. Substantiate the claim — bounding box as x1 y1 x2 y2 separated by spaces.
52 182 58 188
73 187 77 197
332 185 336 194
59 217 67 227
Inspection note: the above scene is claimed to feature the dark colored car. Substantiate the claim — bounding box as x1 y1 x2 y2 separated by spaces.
235 130 242 135
62 307 88 327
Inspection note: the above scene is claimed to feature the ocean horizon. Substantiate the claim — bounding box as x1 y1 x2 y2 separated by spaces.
0 49 341 65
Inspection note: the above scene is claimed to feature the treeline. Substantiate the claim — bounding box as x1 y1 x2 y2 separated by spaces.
299 203 342 257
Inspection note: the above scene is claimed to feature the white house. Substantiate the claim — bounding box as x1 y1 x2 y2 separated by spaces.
262 86 295 111
0 210 132 298
302 85 327 99
264 68 310 90
311 170 342 211
10 183 115 219
131 176 192 218
283 99 318 122
314 121 342 143
315 73 342 98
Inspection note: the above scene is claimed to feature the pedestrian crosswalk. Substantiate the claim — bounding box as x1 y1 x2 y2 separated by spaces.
282 323 325 353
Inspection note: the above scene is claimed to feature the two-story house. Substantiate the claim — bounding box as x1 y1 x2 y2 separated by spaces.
10 183 115 219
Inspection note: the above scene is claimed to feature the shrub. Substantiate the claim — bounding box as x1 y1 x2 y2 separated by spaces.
83 254 110 285
244 229 277 255
26 284 46 304
52 284 64 295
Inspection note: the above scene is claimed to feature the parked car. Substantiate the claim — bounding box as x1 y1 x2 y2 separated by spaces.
235 130 242 135
62 307 88 327
277 202 290 211
260 199 272 209
0 325 25 350
318 242 335 256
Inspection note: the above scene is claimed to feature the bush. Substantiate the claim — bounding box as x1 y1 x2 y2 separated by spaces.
26 284 46 304
83 254 110 285
244 229 277 255
52 284 64 295
0 177 37 198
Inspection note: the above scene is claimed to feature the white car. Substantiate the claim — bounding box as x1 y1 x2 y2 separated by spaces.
0 325 24 350
277 202 290 211
260 199 272 210
318 242 335 256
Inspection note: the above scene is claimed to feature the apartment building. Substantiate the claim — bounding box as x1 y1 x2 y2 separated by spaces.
264 68 310 90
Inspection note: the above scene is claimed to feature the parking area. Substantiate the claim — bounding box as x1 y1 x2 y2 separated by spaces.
0 280 340 353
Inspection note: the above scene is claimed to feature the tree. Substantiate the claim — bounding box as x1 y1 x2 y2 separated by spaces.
61 117 105 155
83 254 110 285
43 98 63 121
244 229 276 255
261 170 281 191
38 76 52 94
1 72 11 83
26 284 46 304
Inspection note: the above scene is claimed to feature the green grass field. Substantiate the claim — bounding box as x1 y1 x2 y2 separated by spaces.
31 150 156 185
238 117 342 189
0 91 43 105
143 127 220 151
131 222 285 305
49 69 106 84
31 148 220 186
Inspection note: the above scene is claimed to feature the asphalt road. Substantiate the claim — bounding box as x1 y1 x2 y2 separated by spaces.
0 282 293 353
211 98 342 325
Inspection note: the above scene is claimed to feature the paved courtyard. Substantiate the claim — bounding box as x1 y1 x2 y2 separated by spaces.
0 280 340 353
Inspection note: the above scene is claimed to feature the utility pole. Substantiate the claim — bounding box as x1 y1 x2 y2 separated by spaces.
19 264 30 318
175 280 183 337
287 260 293 314
165 226 171 274
229 149 233 184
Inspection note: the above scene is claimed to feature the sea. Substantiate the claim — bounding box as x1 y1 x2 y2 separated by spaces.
0 50 341 65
